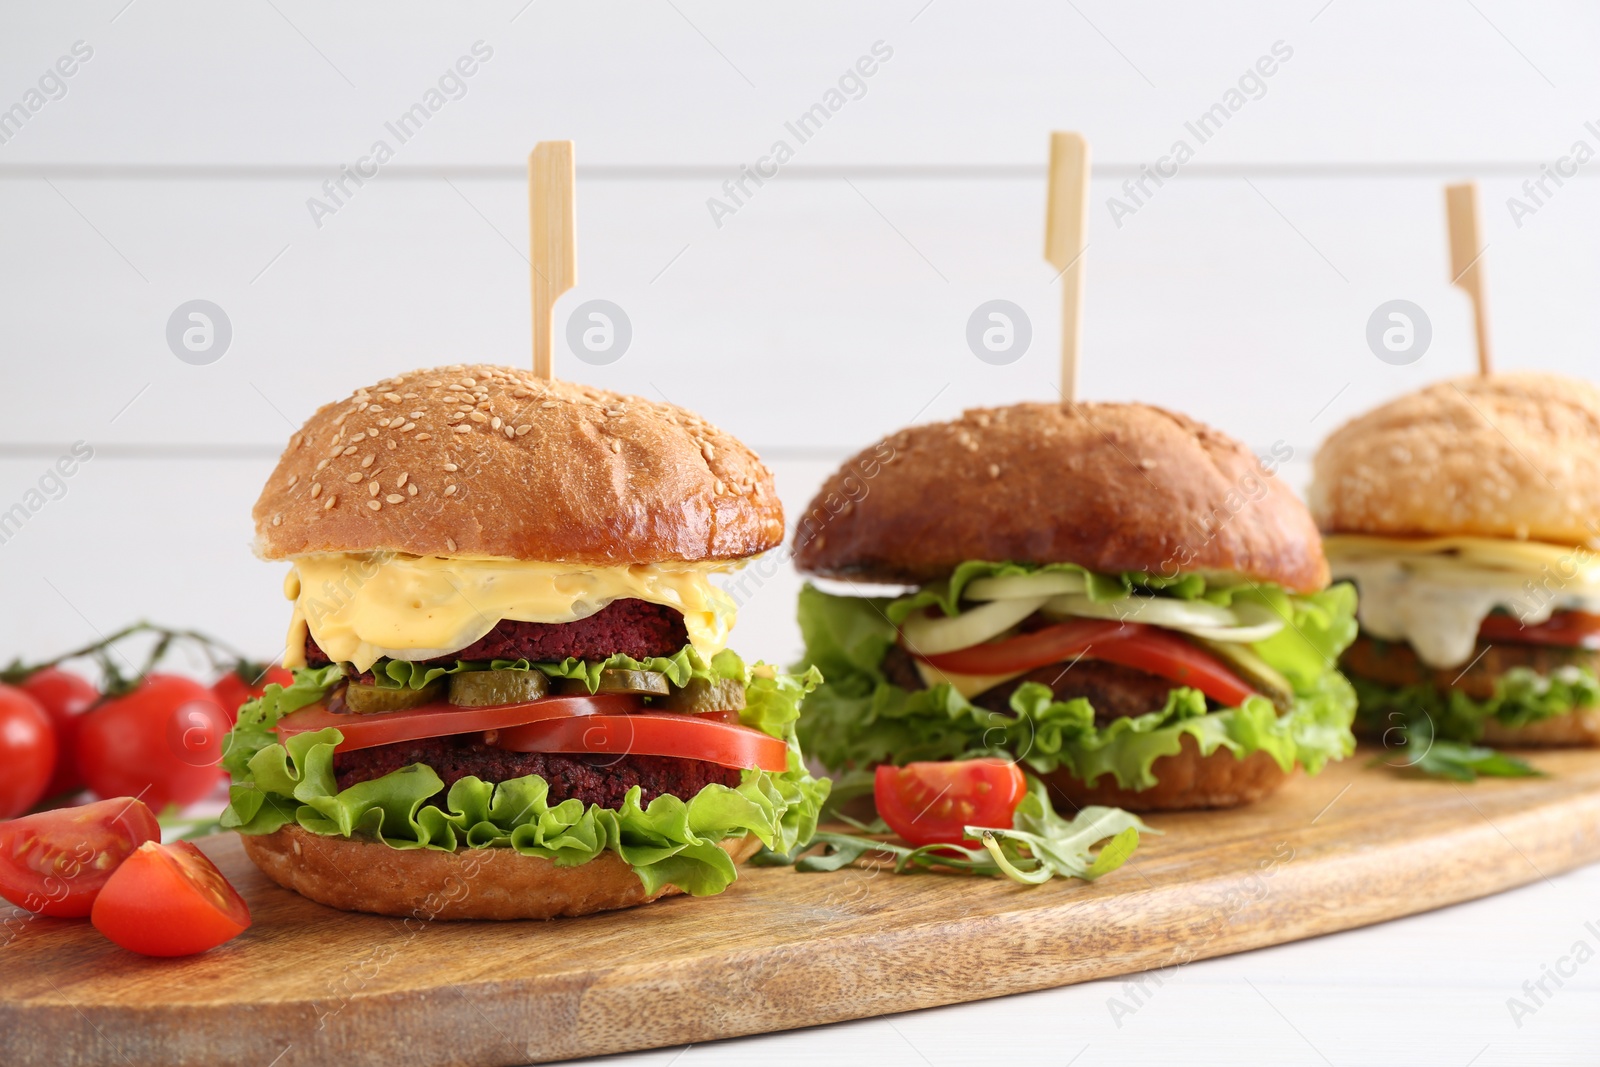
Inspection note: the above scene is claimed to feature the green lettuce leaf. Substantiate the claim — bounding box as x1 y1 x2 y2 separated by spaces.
220 658 829 898
1352 665 1600 742
366 643 740 693
795 579 1358 792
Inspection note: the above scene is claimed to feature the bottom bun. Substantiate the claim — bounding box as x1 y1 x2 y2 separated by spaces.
240 824 762 920
1043 733 1292 812
1480 708 1600 748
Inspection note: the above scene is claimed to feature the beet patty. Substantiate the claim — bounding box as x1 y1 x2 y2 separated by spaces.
306 598 690 667
334 736 743 809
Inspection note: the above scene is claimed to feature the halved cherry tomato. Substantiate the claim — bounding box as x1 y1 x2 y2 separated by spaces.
1479 610 1600 649
875 759 1027 848
0 684 56 819
91 840 251 957
915 619 1258 708
0 797 161 917
212 665 294 726
493 713 789 772
19 668 100 799
275 693 641 752
76 674 229 809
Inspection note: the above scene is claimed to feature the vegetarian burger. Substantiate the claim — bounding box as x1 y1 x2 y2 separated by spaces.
223 365 826 919
1311 372 1600 746
792 402 1359 811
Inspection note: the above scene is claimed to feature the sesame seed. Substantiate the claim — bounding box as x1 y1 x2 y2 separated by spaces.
424 380 443 387
287 474 299 488
367 500 381 511
386 494 404 504
387 440 396 450
453 425 472 434
701 443 714 462
342 446 357 456
360 455 375 468
315 459 329 471
515 424 531 436
504 427 515 438
610 439 622 454
446 537 457 552
271 513 282 526
366 403 383 413
415 433 431 441
398 422 413 432
512 388 532 399
410 411 425 419
469 412 489 423
461 378 476 387
397 472 408 487
407 483 418 496
490 416 502 430
384 392 401 403
448 413 465 422
714 479 726 494
368 481 380 496
988 464 1001 478
540 401 558 409
443 463 458 472
310 483 323 499
345 472 363 483
445 484 458 496
324 495 338 510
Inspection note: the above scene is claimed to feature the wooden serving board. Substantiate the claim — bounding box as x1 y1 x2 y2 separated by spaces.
8 746 1600 1067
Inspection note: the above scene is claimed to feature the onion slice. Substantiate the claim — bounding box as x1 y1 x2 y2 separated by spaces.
898 596 1048 657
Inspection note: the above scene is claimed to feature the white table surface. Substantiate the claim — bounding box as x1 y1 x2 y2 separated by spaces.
6 5 1600 1065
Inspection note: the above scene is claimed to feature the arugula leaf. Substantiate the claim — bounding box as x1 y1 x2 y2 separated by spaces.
1369 712 1544 782
760 778 1152 886
1353 666 1600 742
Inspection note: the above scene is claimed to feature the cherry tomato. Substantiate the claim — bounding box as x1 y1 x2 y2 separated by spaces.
76 674 229 810
0 685 56 819
0 797 160 917
20 667 100 799
493 713 789 772
276 692 639 752
915 619 1258 708
874 759 1027 848
211 665 294 726
1479 610 1600 649
91 840 251 957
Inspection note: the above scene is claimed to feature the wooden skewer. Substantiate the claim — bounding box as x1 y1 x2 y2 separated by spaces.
529 141 576 380
1044 131 1091 404
1445 181 1492 377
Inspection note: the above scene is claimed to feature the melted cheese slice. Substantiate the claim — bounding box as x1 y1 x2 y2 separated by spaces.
913 660 1028 700
282 553 738 672
1323 534 1600 669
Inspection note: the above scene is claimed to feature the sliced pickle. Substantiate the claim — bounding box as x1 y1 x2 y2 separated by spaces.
658 675 747 714
343 679 445 714
555 668 670 697
1193 638 1294 713
448 669 551 707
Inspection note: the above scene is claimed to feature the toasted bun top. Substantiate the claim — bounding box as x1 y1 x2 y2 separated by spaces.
792 402 1330 592
253 365 783 564
1310 372 1600 545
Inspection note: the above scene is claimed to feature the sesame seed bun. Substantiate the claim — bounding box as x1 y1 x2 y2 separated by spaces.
1310 372 1600 544
240 824 762 920
252 365 783 564
792 401 1329 592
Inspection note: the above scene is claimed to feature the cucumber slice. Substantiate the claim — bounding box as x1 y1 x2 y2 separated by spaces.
343 679 445 713
658 676 747 714
448 669 551 707
556 669 670 697
963 571 1088 601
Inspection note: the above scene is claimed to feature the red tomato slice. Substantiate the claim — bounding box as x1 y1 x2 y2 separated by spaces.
19 668 100 799
274 693 641 753
1479 610 1600 649
492 713 789 772
91 841 251 957
874 759 1027 848
0 684 55 819
914 619 1258 708
0 797 161 917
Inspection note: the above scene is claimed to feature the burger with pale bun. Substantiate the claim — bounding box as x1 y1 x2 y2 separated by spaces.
222 364 826 919
1311 371 1600 748
792 401 1359 812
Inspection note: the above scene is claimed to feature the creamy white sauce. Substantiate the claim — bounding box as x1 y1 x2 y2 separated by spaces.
1332 558 1600 669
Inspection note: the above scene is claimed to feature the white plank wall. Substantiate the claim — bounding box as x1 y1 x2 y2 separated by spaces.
5 3 1600 1064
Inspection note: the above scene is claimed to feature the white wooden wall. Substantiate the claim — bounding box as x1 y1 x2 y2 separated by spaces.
1 3 1597 649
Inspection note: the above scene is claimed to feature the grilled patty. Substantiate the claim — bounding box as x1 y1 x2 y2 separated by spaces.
306 598 690 668
333 737 742 809
1342 635 1600 700
881 645 1176 724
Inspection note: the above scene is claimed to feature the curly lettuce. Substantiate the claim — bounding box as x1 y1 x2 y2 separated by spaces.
795 566 1359 792
1352 665 1600 743
220 656 828 898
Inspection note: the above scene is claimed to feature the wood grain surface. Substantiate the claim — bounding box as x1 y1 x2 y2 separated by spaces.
6 746 1600 1067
